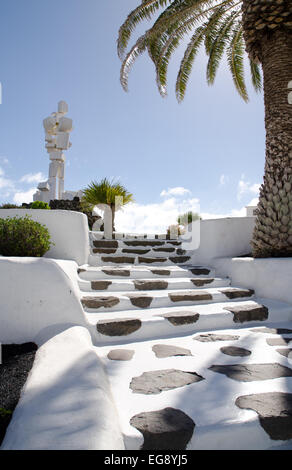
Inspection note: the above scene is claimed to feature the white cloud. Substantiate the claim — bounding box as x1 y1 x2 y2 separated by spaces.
0 157 9 165
160 187 191 197
0 166 14 191
13 188 36 205
115 197 200 234
20 172 45 184
237 177 260 201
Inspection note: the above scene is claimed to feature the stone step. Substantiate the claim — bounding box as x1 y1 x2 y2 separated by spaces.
81 286 255 313
87 298 292 344
78 265 215 280
91 247 188 256
92 239 182 249
96 319 292 450
88 254 192 267
78 276 231 293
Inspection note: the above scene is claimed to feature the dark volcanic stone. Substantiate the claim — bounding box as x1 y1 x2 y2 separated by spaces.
189 267 210 275
96 318 142 336
220 346 251 357
176 249 187 255
169 291 212 302
134 280 168 291
81 296 120 309
128 295 153 308
102 256 135 264
191 278 214 287
194 333 240 342
169 256 191 264
220 288 254 299
223 303 269 323
168 241 181 246
77 268 86 274
107 349 135 361
236 392 292 441
158 311 200 326
266 337 292 346
276 349 292 358
138 257 167 264
130 369 204 395
93 248 117 254
153 247 175 253
93 240 118 248
102 269 130 277
209 363 292 382
152 344 192 358
151 269 171 276
122 249 150 254
91 281 112 291
130 407 195 450
124 240 165 247
251 327 292 335
0 343 37 445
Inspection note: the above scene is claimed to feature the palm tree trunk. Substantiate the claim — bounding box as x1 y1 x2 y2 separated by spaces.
251 29 292 257
111 204 115 234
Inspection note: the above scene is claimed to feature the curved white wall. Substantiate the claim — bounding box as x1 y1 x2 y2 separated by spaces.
0 258 88 344
0 209 89 266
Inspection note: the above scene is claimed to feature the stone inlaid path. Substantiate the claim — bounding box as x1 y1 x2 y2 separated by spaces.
77 237 292 449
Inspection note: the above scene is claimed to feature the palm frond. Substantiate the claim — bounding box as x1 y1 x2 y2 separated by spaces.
206 9 240 85
250 58 262 92
227 22 248 101
120 35 148 92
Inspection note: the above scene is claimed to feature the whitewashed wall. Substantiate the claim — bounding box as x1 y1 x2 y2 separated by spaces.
0 258 89 344
214 256 292 305
188 217 255 265
0 209 89 266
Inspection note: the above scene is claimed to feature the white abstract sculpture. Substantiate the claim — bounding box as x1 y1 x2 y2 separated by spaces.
34 101 73 203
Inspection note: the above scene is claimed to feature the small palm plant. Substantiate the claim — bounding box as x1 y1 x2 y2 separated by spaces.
82 178 134 233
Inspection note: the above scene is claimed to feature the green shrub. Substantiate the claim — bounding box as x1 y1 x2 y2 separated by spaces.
0 216 52 257
0 203 21 209
30 201 51 210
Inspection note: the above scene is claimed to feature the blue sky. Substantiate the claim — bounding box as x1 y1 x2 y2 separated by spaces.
0 0 265 231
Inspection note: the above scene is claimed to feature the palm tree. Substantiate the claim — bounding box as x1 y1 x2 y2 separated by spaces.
118 0 292 258
82 178 134 234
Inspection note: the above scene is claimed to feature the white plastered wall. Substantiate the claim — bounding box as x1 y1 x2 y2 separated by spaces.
0 209 89 266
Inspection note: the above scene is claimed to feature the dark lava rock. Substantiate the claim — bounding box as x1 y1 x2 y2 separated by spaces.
151 269 171 276
102 256 135 264
152 344 192 358
91 281 112 291
138 257 167 264
194 334 240 342
220 346 251 357
158 311 200 326
266 338 292 346
209 363 292 382
176 249 187 256
168 241 181 246
77 268 86 274
220 288 254 299
93 248 117 254
169 291 212 302
122 249 150 255
96 318 142 336
128 295 153 308
169 256 191 264
0 343 38 445
223 303 269 323
236 392 292 441
107 349 135 361
93 240 118 248
153 247 175 253
124 240 165 247
130 407 195 450
134 280 168 291
81 296 120 309
191 278 214 287
188 267 210 275
251 327 292 335
276 349 292 358
130 369 204 395
102 269 130 277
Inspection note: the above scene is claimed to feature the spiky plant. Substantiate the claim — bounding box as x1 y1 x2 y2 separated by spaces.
118 0 292 257
82 178 134 232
